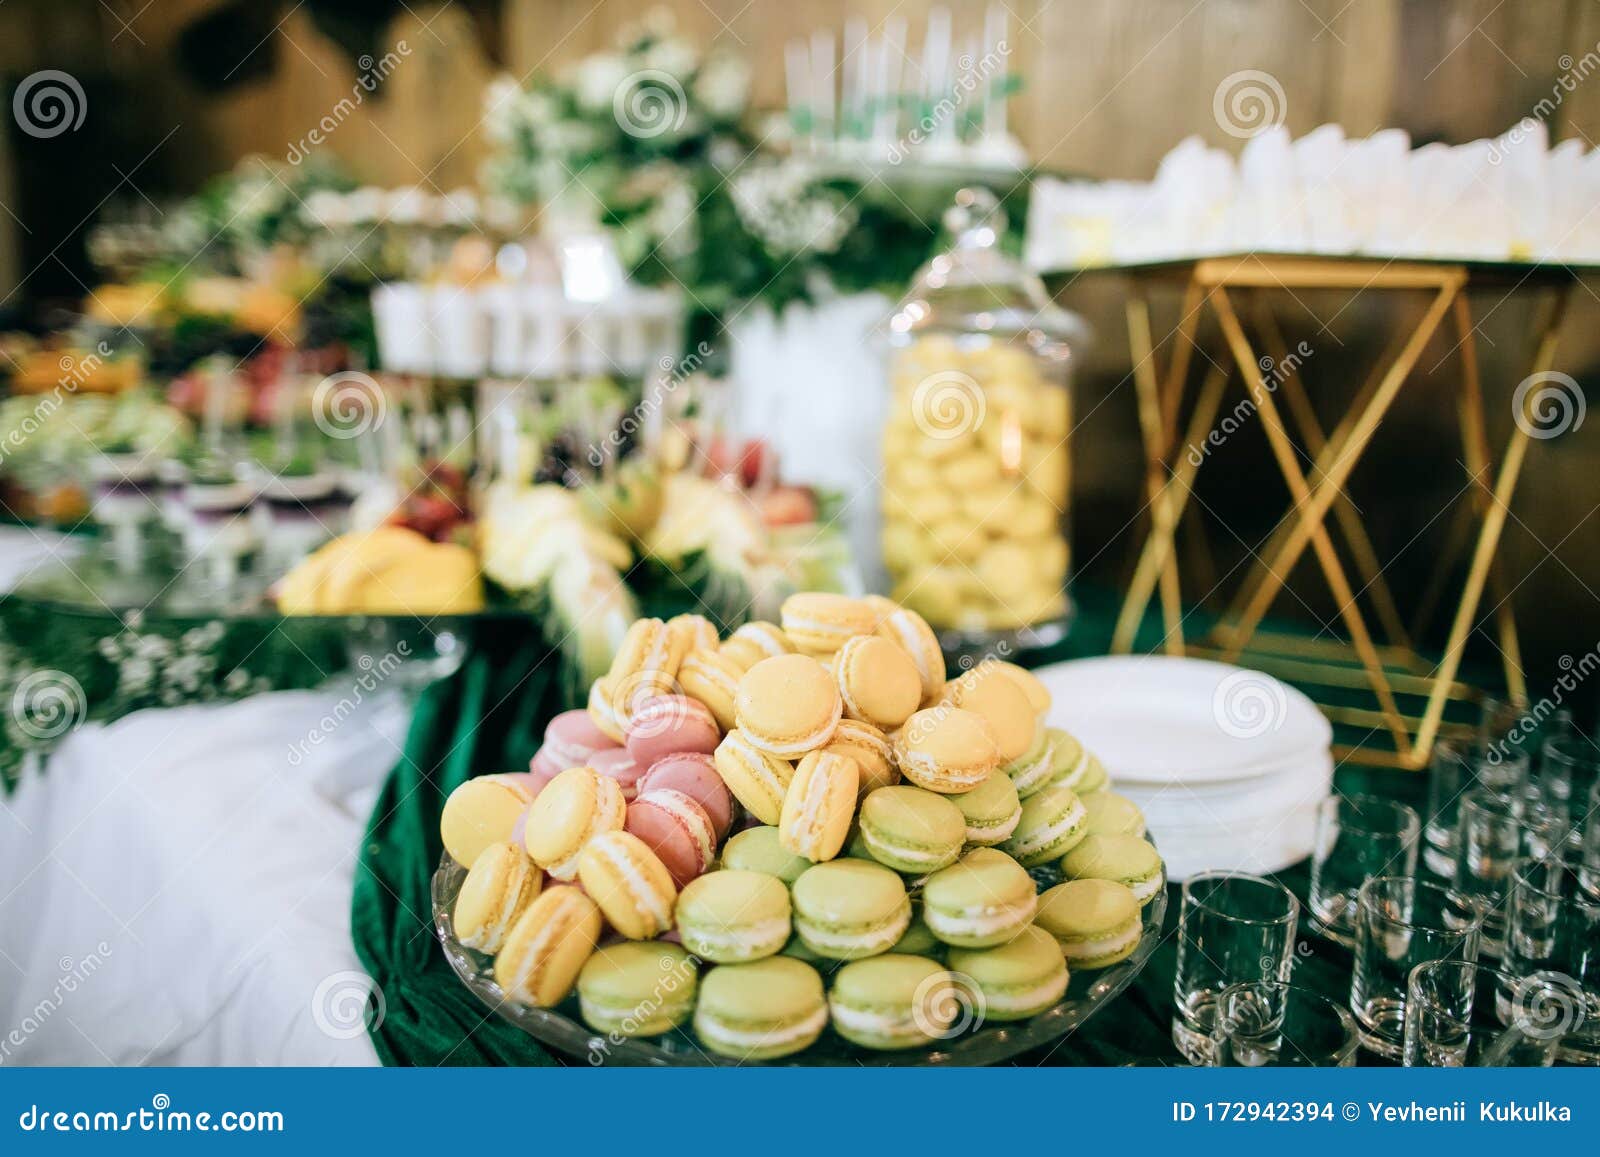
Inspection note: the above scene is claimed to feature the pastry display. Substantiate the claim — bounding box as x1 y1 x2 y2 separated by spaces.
437 590 1155 1059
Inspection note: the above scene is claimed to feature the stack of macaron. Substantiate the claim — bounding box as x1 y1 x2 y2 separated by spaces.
438 593 1160 1060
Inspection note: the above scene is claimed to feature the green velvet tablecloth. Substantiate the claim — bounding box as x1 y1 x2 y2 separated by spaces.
350 594 1432 1067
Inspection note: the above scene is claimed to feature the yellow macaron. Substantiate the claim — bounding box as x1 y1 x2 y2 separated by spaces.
824 718 899 797
894 707 1001 794
607 617 678 684
453 842 542 953
735 654 843 758
874 604 947 698
942 663 1038 763
522 766 627 880
440 774 535 868
992 661 1051 718
780 593 876 654
834 634 923 731
577 830 678 940
677 648 744 731
667 613 721 655
779 750 860 863
713 730 797 825
494 885 602 1007
587 676 626 743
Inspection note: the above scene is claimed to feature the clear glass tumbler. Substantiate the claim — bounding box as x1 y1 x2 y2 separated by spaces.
1309 794 1419 946
1350 875 1482 1059
1403 960 1562 1067
1172 872 1300 1065
1451 787 1570 957
1424 741 1530 878
1210 981 1357 1067
1503 855 1600 1065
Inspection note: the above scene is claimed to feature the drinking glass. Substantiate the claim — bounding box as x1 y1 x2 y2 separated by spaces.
1452 787 1570 957
1172 872 1299 1065
1478 695 1534 756
1210 981 1357 1067
1424 741 1528 878
1350 875 1482 1059
1581 779 1600 899
1309 794 1419 946
1503 855 1600 1064
1403 960 1562 1066
1539 739 1600 848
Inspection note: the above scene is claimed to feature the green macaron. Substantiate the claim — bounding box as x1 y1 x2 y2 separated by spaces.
693 956 827 1060
857 785 965 874
949 772 1022 847
1048 728 1108 793
1059 833 1164 905
1081 792 1146 838
828 954 959 1050
1035 879 1143 969
1001 785 1089 866
720 825 813 886
945 924 1069 1021
999 728 1056 799
577 941 698 1037
791 859 912 960
921 848 1038 948
675 869 792 963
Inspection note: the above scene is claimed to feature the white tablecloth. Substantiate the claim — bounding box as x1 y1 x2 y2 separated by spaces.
0 688 408 1066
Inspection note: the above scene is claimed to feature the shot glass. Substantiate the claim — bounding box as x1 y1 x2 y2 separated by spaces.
1424 741 1528 879
1172 872 1300 1065
1539 740 1600 848
1350 875 1482 1059
1503 856 1600 1065
1452 787 1570 957
1210 981 1357 1067
1403 960 1562 1067
1309 794 1419 946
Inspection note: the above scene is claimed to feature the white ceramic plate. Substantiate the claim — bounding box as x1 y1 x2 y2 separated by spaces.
1034 655 1331 785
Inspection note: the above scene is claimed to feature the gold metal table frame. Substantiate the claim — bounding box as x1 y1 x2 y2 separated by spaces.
1104 254 1575 770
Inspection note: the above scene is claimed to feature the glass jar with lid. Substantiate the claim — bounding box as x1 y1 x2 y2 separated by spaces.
878 187 1085 652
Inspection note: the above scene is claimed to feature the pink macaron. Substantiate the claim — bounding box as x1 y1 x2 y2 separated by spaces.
543 708 619 768
636 752 735 838
623 694 721 768
589 747 648 800
527 748 566 792
626 788 717 888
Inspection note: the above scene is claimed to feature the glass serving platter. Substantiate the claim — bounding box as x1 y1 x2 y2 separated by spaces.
431 842 1167 1066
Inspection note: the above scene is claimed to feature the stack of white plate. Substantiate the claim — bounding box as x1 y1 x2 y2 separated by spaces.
1033 655 1334 881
